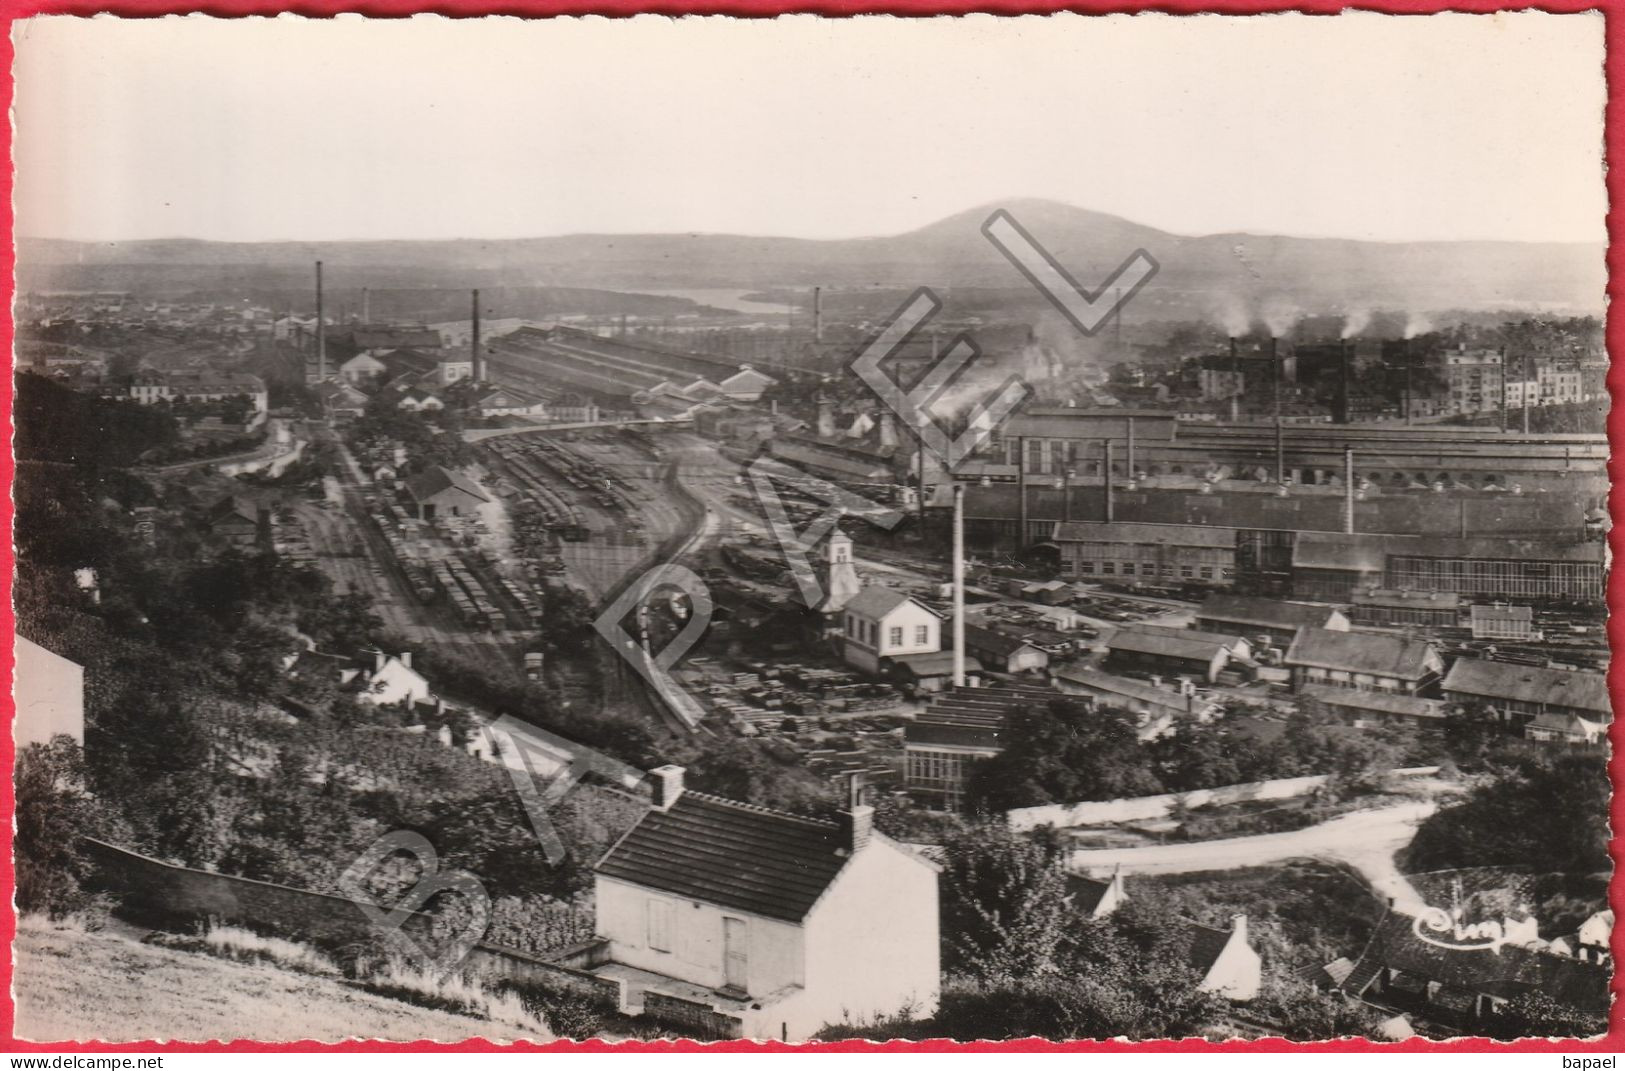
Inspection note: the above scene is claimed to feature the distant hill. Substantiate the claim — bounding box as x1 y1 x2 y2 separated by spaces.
17 198 1604 317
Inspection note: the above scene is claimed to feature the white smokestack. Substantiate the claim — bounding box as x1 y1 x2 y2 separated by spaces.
952 483 966 687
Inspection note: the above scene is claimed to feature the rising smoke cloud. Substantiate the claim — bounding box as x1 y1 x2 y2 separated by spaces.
1259 295 1301 339
1340 307 1372 340
1403 311 1434 340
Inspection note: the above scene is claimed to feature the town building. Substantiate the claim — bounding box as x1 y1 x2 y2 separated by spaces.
1340 912 1608 1034
1052 520 1237 586
1051 666 1219 734
1440 659 1609 730
403 466 490 521
1283 628 1442 696
1290 533 1389 600
962 624 1050 675
473 385 550 418
840 586 941 675
1384 537 1604 603
1298 684 1445 731
313 379 370 421
1194 594 1349 651
902 684 1059 810
590 768 940 1040
1105 625 1252 684
14 635 85 748
1348 589 1463 630
1468 604 1537 641
1182 916 1262 1001
208 496 270 549
1437 346 1504 415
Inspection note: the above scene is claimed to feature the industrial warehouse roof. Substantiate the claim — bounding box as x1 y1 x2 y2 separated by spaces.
1053 521 1236 547
1350 589 1463 611
1299 684 1444 721
1442 659 1610 716
596 792 850 923
1284 628 1437 680
887 651 985 679
338 327 445 351
1387 537 1604 564
906 684 1060 749
1198 594 1346 631
403 466 490 505
843 586 934 621
1054 667 1202 712
1107 625 1245 662
963 624 1043 659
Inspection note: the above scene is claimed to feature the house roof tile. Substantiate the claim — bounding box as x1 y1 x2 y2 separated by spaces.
596 792 851 923
1442 659 1609 716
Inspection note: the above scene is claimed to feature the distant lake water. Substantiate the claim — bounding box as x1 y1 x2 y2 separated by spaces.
631 289 787 315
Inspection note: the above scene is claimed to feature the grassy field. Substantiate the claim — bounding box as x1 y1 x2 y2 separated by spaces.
13 917 551 1044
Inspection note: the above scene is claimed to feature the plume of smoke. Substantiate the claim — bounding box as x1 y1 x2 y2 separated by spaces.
1260 295 1301 339
1340 308 1372 340
1210 294 1251 338
1403 311 1434 340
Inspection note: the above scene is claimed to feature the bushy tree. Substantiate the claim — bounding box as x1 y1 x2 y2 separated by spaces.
964 700 1161 812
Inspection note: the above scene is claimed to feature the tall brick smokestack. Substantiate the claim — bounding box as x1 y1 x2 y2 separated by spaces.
471 289 482 385
315 261 326 382
813 286 823 344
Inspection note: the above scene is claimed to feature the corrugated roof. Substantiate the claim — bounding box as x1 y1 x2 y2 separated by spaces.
1284 628 1436 680
1442 659 1609 716
1352 589 1462 611
963 624 1042 659
1055 667 1196 712
1198 594 1344 630
1390 537 1603 565
1053 520 1235 548
1300 684 1444 720
404 465 490 505
1107 625 1244 662
888 651 983 678
596 792 850 923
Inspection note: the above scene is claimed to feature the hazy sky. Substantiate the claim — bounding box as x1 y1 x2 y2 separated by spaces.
12 13 1606 244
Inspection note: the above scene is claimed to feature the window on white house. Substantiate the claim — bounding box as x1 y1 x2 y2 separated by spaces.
915 625 929 645
889 627 904 647
647 899 674 952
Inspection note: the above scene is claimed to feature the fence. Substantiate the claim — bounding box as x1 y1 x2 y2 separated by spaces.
1005 766 1440 832
81 838 622 1007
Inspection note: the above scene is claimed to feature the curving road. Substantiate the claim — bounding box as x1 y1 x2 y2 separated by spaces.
1067 801 1438 915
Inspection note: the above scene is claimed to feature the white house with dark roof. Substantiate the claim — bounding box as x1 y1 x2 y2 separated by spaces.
840 585 941 675
589 767 940 1040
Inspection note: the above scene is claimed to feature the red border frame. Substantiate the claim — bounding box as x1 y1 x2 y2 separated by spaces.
0 0 1618 1054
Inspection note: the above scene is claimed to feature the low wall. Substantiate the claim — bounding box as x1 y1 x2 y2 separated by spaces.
1006 766 1439 832
82 838 617 1005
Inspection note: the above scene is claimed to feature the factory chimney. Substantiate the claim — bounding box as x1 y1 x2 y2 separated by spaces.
952 483 966 687
813 286 823 344
1343 446 1356 535
315 260 326 382
471 289 482 385
1016 436 1028 541
1339 340 1353 424
362 287 370 325
1103 439 1115 522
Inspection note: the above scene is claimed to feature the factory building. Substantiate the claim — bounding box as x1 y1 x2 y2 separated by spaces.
1051 520 1237 585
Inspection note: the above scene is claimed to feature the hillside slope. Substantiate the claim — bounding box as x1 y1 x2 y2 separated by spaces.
18 198 1604 312
12 918 546 1044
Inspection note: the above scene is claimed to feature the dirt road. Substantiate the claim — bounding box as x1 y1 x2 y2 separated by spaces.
1067 801 1438 914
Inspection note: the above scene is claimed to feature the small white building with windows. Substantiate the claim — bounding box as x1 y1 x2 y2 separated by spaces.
839 585 942 675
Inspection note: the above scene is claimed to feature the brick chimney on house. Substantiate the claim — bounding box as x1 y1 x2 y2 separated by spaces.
651 765 685 811
399 651 412 669
839 774 873 854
